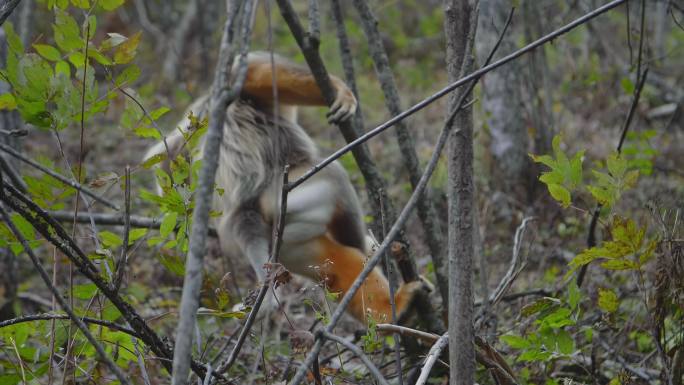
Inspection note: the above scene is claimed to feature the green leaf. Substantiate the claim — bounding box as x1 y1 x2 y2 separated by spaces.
160 212 178 238
0 93 17 110
33 44 62 61
53 11 83 52
88 48 112 66
598 288 619 313
73 283 98 299
115 65 141 87
141 153 166 169
500 334 530 349
521 297 560 317
4 22 24 53
99 230 123 248
55 60 70 77
71 0 90 8
134 125 161 139
547 183 571 207
100 0 125 11
556 329 574 355
150 106 170 120
128 228 147 244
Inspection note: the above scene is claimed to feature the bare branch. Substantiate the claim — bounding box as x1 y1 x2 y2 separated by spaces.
0 142 119 210
415 333 449 385
320 330 391 385
172 0 255 383
0 0 21 26
46 210 219 237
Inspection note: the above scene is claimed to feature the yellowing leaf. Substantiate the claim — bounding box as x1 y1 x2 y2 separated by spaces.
598 288 619 313
114 31 142 64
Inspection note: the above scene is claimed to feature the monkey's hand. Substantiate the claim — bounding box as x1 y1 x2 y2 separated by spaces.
327 79 357 124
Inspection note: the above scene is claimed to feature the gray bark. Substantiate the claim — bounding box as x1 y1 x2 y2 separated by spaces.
171 1 253 384
444 1 478 385
477 0 529 199
0 0 21 26
352 0 448 304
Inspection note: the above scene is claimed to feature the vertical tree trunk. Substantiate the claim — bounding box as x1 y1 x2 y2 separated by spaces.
477 0 529 201
444 1 477 385
0 28 22 321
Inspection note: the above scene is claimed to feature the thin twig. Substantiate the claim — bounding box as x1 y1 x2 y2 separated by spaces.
415 333 449 385
0 127 27 136
114 166 131 292
320 330 391 385
46 210 219 237
0 142 119 210
375 324 440 344
0 312 141 338
0 151 27 192
489 217 535 306
0 204 132 385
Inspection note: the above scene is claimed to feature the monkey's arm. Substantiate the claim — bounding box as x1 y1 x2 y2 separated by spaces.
239 54 357 123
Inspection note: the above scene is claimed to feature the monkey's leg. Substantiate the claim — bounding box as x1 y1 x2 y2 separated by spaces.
218 206 271 281
310 235 420 325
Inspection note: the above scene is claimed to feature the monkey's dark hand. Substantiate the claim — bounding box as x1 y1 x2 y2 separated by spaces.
327 80 358 124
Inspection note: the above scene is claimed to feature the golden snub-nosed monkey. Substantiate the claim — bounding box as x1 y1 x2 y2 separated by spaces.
144 52 424 324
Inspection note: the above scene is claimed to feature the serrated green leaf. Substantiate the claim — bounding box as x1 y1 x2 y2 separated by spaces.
54 11 83 52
